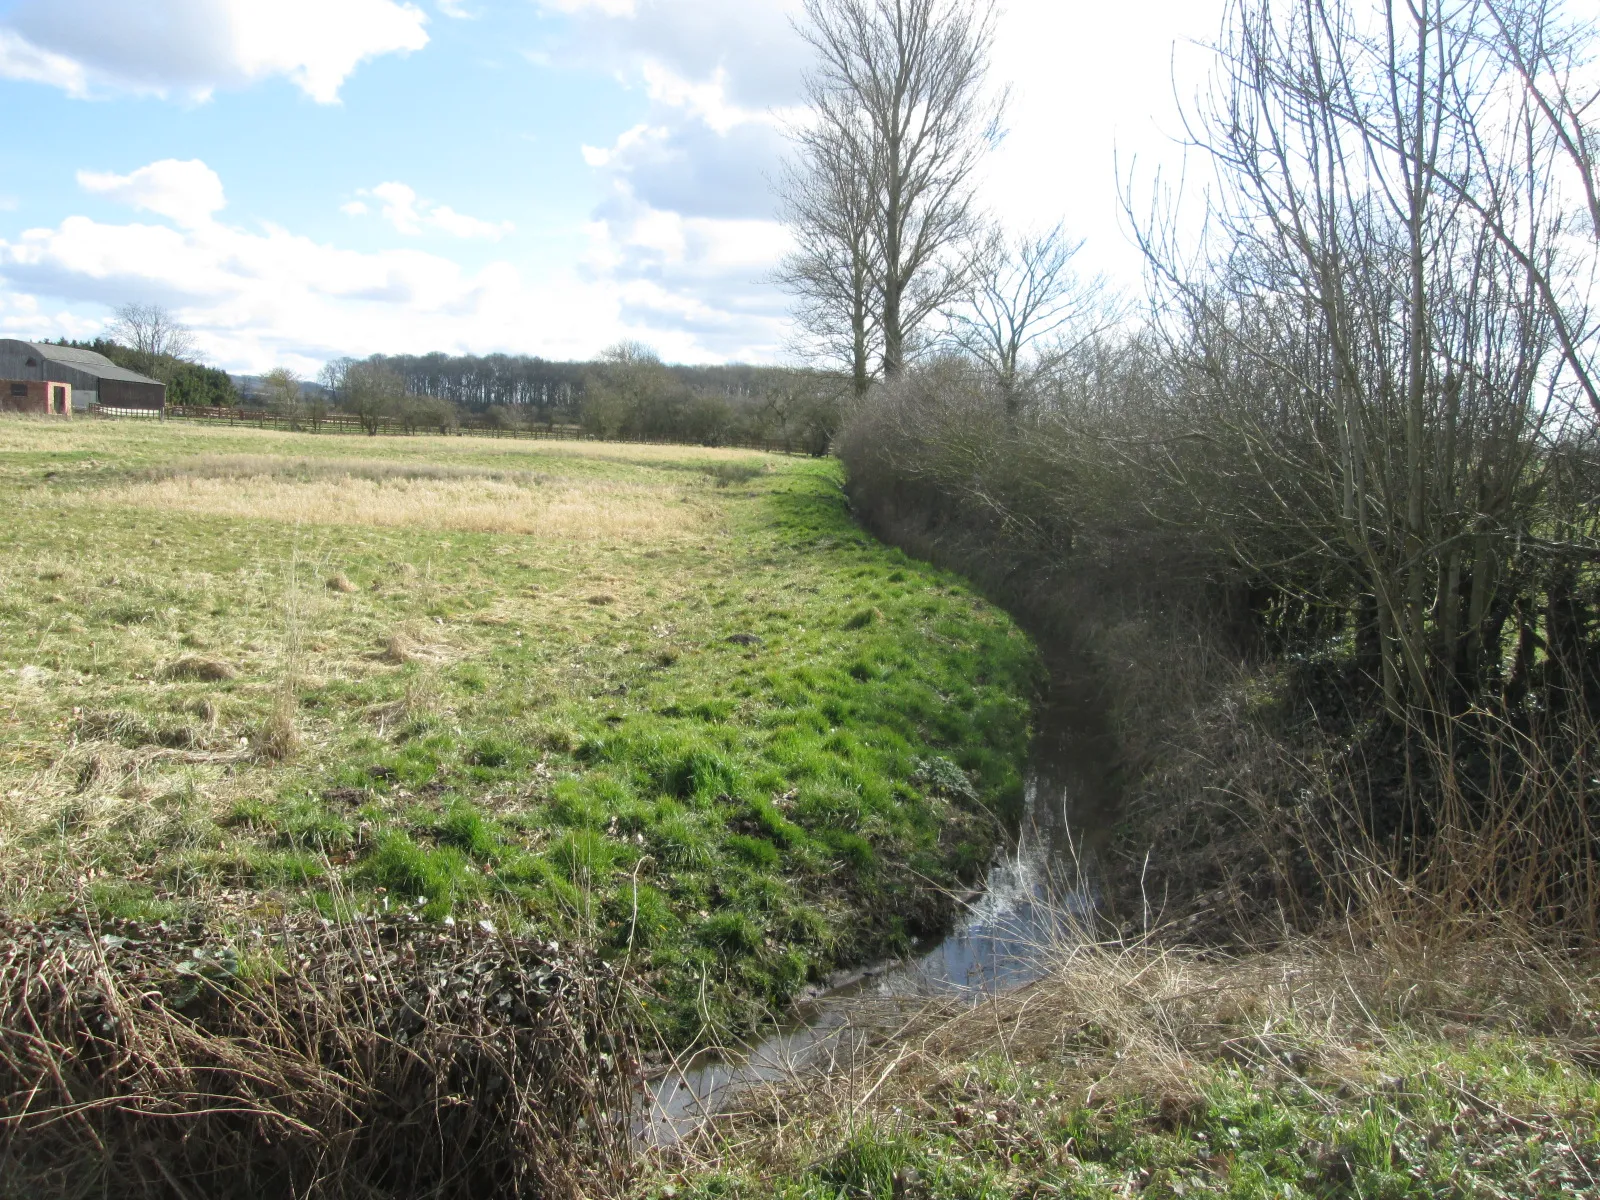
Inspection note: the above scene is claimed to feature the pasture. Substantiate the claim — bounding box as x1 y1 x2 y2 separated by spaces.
0 418 1035 1042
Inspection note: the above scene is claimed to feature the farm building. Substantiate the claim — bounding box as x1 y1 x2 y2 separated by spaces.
0 340 165 414
1 379 72 415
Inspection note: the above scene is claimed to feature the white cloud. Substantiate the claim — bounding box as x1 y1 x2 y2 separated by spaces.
538 0 804 111
543 0 804 358
340 201 370 217
0 28 91 96
579 169 792 357
638 61 770 135
77 160 227 230
556 0 1237 315
430 205 515 240
355 182 514 240
0 288 105 341
0 158 778 371
540 0 637 16
0 0 429 103
435 0 477 17
369 182 425 235
0 203 620 372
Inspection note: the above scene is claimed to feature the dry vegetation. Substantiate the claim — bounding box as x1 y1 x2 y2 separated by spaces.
650 929 1600 1198
89 471 715 541
0 907 636 1200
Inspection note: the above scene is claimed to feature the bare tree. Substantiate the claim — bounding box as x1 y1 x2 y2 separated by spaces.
1468 0 1600 417
777 111 883 397
108 303 195 381
262 368 303 429
582 341 673 438
317 357 355 404
791 0 1005 380
943 223 1118 417
341 361 405 435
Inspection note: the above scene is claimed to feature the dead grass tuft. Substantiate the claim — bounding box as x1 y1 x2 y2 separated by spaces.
667 922 1600 1175
254 692 300 762
380 623 451 666
164 655 239 682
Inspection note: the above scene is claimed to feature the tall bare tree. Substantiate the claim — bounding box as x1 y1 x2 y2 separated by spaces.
108 302 195 381
787 0 1005 381
341 361 405 435
1473 0 1600 416
943 223 1118 416
777 111 883 397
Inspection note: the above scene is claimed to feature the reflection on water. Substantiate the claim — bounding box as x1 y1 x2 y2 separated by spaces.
644 660 1119 1144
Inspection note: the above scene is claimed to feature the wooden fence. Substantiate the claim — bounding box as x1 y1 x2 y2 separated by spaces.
88 404 812 456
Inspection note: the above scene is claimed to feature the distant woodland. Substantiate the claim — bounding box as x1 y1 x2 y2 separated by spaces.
47 334 841 454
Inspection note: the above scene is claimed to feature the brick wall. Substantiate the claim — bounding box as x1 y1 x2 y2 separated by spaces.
1 380 73 415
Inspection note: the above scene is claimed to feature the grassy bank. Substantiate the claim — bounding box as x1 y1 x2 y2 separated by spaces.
0 417 1036 1045
648 936 1600 1198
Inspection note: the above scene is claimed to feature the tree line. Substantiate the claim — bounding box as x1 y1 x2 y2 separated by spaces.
312 347 843 453
56 307 844 454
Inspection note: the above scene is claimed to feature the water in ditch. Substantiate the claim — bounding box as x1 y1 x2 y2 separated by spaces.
643 656 1120 1144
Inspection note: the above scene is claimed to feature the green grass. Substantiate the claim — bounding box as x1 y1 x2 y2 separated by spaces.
0 418 1038 1043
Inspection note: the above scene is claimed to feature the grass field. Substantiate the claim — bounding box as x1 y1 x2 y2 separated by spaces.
0 417 1037 1045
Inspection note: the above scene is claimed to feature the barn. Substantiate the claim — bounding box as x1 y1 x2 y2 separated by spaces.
0 340 166 415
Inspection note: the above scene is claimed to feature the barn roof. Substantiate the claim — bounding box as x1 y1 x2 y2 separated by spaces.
7 340 163 386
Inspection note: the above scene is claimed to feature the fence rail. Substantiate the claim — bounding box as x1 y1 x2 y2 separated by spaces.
87 404 813 456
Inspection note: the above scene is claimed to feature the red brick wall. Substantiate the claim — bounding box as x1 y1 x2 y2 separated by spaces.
1 380 73 415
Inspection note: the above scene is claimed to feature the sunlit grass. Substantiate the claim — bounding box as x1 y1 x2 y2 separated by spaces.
0 416 1038 1044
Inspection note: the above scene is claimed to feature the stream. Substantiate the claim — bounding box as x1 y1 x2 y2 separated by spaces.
643 656 1120 1144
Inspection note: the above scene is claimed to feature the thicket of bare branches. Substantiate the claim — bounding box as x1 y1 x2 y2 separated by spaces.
0 912 637 1200
838 0 1600 936
1129 0 1600 714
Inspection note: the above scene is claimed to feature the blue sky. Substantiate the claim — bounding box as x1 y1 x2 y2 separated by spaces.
0 0 1233 374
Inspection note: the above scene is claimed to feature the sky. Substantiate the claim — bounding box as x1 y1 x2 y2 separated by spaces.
0 0 1232 374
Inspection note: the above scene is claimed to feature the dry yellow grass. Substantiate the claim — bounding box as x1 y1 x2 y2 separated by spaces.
0 415 781 467
81 474 717 541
